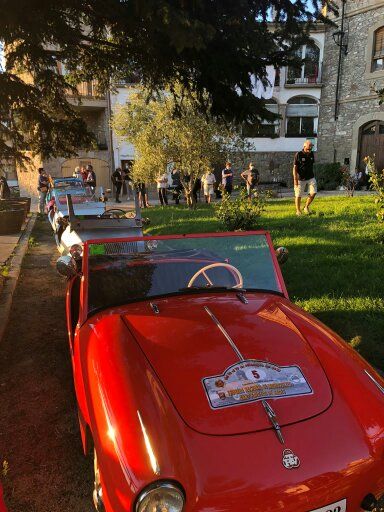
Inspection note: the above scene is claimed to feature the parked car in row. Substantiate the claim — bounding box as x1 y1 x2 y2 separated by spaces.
57 230 384 512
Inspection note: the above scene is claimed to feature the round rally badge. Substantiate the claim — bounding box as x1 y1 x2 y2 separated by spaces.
282 449 300 469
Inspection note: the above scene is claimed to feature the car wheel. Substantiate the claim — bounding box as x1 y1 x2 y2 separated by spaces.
93 448 106 512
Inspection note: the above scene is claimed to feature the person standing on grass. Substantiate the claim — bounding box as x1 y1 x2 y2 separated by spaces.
293 140 317 215
241 163 259 198
123 166 132 200
202 170 216 203
137 182 150 208
37 167 49 214
222 161 234 195
171 168 183 204
156 172 168 206
112 167 124 203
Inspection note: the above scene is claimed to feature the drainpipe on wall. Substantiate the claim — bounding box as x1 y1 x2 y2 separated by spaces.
106 90 115 175
334 0 347 121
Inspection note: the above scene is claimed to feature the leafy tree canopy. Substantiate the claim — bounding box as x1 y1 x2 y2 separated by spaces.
112 88 252 207
0 0 336 165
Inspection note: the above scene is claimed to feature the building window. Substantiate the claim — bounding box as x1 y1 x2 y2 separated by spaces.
373 27 384 71
286 96 318 137
286 42 321 85
243 100 279 138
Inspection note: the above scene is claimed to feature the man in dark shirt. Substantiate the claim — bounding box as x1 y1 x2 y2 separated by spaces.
111 167 124 203
222 161 234 195
37 167 49 214
293 140 317 215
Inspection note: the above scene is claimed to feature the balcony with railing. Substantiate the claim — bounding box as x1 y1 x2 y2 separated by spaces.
285 62 322 87
67 80 107 109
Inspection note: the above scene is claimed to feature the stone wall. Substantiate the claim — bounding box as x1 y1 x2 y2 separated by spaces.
317 2 384 169
16 154 44 199
17 149 110 198
231 151 296 186
78 109 108 146
17 107 111 198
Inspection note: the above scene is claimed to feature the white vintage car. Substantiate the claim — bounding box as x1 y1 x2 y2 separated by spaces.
46 177 106 233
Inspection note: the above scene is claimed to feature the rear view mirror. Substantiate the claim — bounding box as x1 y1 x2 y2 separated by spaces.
56 255 78 278
275 247 289 265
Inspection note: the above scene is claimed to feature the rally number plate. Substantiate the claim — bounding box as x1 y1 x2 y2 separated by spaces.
309 499 346 512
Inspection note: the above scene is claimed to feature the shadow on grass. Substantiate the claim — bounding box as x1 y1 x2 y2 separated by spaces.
313 309 384 369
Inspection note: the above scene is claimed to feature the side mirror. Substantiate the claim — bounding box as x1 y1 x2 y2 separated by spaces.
56 255 78 278
275 247 289 265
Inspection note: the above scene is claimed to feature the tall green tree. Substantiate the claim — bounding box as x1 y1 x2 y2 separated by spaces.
0 0 336 166
112 90 252 207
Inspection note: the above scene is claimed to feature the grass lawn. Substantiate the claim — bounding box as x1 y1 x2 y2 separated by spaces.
143 195 384 368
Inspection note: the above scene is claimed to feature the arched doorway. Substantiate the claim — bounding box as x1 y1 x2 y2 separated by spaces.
61 158 110 190
358 121 384 170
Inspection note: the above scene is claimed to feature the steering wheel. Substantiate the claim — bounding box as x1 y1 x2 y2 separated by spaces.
98 208 127 219
187 263 244 289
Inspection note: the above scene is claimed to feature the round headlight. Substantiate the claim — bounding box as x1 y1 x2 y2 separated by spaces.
136 482 185 512
69 243 83 260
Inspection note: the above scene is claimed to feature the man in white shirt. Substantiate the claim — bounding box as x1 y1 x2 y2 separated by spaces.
202 170 216 204
156 172 168 206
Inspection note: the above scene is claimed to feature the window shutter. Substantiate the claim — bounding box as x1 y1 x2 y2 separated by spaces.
375 27 384 58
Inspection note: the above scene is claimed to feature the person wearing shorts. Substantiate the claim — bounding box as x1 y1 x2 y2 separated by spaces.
293 140 317 215
202 170 216 203
241 163 259 198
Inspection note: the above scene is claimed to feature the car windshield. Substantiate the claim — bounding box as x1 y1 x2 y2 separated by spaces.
54 179 84 189
57 192 94 205
56 185 94 204
86 234 282 316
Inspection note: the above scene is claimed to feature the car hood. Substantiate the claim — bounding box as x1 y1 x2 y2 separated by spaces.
122 293 332 436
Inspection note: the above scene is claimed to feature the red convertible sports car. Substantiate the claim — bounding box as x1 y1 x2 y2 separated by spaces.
57 231 384 512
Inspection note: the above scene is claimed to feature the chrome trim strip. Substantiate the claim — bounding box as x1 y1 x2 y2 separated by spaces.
204 306 244 361
236 292 249 304
365 369 384 394
150 302 160 314
262 399 285 444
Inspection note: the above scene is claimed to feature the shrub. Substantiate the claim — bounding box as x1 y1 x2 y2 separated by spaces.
215 188 265 231
340 165 356 197
365 156 384 221
314 162 343 190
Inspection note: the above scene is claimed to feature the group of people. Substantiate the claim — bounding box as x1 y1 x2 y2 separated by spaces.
111 167 133 203
34 139 348 216
149 161 261 207
72 165 97 191
36 164 98 214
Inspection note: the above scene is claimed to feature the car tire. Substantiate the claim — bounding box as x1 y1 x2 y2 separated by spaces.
93 448 106 512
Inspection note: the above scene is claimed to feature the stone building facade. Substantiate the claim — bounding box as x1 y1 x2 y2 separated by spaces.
17 81 113 198
317 0 384 171
111 25 325 187
244 24 325 185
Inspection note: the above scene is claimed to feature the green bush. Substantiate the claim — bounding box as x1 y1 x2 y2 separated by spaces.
365 156 384 222
314 162 343 190
215 188 265 230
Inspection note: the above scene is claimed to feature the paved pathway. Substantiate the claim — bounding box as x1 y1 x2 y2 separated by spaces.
0 234 20 267
0 217 93 512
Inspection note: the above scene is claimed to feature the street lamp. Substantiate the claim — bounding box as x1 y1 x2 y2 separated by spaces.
332 30 348 55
